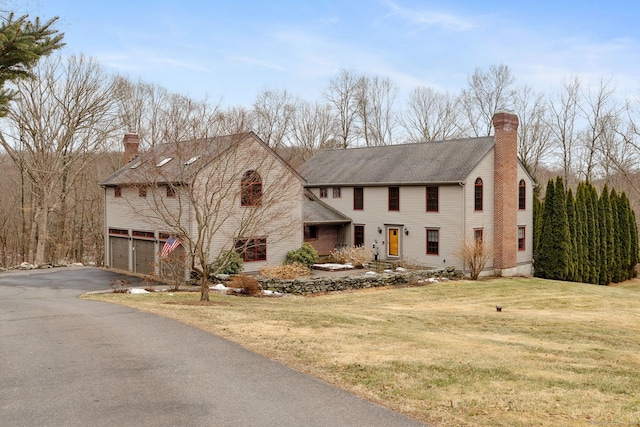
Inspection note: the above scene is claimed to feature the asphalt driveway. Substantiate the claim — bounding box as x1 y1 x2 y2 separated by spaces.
0 266 426 426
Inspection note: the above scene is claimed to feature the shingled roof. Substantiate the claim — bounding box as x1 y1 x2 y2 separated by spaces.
303 190 351 225
100 132 302 187
299 136 495 186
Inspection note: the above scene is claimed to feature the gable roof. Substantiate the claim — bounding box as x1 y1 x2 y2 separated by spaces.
303 190 351 225
299 136 495 186
100 132 303 187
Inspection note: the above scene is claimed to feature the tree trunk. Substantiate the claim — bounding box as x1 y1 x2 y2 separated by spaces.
28 209 38 265
34 202 49 265
200 278 210 301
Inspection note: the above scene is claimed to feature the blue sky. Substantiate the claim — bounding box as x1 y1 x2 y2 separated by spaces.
19 0 640 107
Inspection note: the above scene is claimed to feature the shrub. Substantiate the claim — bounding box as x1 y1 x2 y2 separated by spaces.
154 250 188 291
228 275 262 296
330 245 374 268
260 263 311 279
210 251 244 275
457 238 492 280
285 243 319 267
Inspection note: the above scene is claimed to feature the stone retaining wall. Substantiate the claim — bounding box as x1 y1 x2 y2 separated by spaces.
258 269 459 295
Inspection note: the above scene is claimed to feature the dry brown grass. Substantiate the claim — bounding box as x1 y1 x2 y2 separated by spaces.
259 263 311 279
85 277 640 426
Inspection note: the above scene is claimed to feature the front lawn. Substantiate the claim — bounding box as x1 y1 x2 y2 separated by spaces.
84 277 640 426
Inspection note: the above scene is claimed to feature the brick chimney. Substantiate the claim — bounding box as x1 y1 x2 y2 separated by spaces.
492 111 519 275
123 132 140 163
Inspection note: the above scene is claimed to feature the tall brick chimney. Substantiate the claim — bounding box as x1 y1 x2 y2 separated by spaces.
492 111 519 275
123 132 140 163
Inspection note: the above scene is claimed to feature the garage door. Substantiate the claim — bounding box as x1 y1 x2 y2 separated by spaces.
109 237 129 271
133 239 155 275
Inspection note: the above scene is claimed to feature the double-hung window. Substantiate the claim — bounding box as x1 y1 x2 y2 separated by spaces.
388 187 400 211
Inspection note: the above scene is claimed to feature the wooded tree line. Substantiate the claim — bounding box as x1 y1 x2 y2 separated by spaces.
2 13 640 270
534 178 639 284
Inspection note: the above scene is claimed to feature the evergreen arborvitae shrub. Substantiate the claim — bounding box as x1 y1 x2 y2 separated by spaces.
587 183 601 284
566 189 578 282
609 190 622 283
533 186 544 264
598 186 614 285
552 177 572 280
534 179 555 279
620 192 639 279
574 183 589 283
533 178 639 285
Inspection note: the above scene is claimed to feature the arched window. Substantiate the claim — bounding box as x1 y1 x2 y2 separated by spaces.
241 170 262 206
474 178 483 211
518 179 526 210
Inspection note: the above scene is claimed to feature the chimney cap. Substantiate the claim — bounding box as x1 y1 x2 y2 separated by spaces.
492 110 519 128
123 132 141 143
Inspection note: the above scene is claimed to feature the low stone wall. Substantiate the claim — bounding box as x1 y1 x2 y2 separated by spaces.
258 268 459 295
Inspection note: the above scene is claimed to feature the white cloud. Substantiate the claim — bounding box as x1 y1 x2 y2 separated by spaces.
230 56 285 71
380 0 476 32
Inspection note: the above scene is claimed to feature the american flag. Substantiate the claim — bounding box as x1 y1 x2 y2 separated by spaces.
160 236 180 258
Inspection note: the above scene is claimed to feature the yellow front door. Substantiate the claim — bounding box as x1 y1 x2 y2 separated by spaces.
388 228 399 257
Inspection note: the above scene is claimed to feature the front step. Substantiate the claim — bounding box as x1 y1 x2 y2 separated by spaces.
368 260 397 271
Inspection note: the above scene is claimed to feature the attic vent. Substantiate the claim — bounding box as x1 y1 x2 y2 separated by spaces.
156 157 173 167
130 160 142 169
184 156 200 165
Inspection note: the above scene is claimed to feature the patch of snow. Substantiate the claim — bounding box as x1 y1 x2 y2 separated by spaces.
210 283 229 291
383 269 394 273
363 271 378 276
312 263 354 271
130 288 150 294
262 289 283 297
395 267 407 272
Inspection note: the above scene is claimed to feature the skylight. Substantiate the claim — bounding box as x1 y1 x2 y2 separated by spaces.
129 160 142 169
184 156 200 165
156 157 173 167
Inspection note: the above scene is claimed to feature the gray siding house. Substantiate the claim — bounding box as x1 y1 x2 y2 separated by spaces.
100 111 533 278
100 132 304 275
299 111 534 276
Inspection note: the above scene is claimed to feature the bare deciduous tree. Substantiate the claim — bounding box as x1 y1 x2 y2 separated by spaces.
355 75 398 146
288 100 337 162
115 77 223 149
324 69 361 148
0 54 118 264
252 88 297 149
213 105 254 135
513 85 553 178
548 76 581 188
401 86 466 142
461 64 515 136
577 77 622 182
